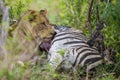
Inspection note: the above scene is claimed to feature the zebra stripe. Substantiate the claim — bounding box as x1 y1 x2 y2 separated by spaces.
52 33 87 44
48 27 88 69
51 36 84 45
73 47 99 66
48 25 104 72
60 46 103 72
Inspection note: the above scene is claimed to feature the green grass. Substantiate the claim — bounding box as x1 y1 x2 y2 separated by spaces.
0 0 120 80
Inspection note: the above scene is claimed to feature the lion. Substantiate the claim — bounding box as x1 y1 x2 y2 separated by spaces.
8 9 55 63
9 9 55 41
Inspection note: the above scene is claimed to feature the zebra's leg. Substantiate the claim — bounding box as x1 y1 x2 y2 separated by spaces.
48 51 63 71
86 60 103 73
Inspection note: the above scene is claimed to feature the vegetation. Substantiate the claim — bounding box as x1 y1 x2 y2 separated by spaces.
0 0 120 80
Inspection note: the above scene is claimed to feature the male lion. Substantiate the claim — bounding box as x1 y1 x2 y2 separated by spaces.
10 9 54 41
8 9 55 63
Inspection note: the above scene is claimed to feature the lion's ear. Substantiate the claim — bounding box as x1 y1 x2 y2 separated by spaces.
40 9 49 24
28 9 36 13
40 9 47 15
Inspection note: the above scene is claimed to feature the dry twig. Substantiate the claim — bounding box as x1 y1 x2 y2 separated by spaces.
86 0 94 34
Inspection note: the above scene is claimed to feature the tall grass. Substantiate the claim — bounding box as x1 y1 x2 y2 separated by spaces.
0 0 119 80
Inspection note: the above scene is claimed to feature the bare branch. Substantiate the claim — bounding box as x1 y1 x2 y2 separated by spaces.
87 2 105 53
96 5 100 22
86 0 94 34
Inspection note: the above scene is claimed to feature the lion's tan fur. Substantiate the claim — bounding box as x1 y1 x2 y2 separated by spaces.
9 9 54 63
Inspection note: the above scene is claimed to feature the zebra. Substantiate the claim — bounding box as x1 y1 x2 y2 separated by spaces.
48 25 89 70
57 45 104 73
46 25 111 73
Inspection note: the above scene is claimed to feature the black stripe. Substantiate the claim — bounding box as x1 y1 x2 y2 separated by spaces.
70 44 89 47
72 48 99 67
51 36 84 45
55 32 85 38
63 41 86 45
92 47 98 51
84 57 102 66
76 46 89 51
73 48 93 66
77 47 99 53
79 52 100 65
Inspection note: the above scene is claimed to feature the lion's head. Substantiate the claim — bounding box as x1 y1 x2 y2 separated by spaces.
11 9 55 42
